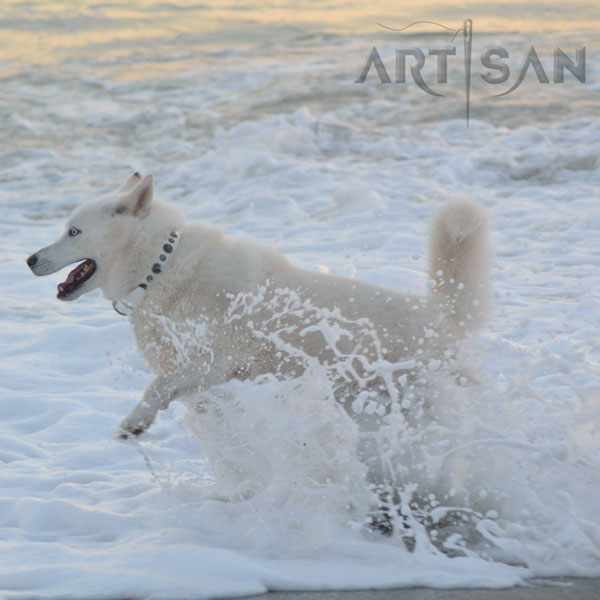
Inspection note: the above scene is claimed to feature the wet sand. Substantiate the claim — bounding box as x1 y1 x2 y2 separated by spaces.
233 579 599 600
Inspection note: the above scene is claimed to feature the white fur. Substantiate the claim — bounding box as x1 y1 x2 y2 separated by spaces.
28 174 490 438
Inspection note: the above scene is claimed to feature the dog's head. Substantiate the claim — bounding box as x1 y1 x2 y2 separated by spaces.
27 172 178 302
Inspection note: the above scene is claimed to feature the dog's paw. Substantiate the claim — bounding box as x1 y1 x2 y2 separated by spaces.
114 425 145 441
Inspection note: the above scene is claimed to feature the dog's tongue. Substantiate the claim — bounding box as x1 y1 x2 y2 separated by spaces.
58 264 81 292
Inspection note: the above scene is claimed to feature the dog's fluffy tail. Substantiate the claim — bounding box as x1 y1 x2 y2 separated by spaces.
428 200 490 334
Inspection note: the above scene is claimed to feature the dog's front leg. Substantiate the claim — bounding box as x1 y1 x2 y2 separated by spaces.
117 364 208 438
117 375 176 438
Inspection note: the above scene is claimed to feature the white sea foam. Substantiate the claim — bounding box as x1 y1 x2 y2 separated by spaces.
1 1 599 598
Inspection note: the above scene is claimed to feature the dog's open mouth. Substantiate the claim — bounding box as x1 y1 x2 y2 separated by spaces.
57 259 96 299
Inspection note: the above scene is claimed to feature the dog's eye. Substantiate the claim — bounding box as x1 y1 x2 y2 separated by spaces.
68 227 81 237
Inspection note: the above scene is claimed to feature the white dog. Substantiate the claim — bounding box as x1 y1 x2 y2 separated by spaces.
27 172 490 440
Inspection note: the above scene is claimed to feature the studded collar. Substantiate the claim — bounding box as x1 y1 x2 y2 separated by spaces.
112 231 179 317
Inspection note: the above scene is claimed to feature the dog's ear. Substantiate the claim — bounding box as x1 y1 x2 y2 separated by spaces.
118 171 143 193
114 174 154 218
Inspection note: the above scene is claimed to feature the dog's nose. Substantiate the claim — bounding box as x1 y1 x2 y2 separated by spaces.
26 254 37 268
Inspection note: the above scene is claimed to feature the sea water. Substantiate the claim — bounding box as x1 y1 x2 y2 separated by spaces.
1 1 599 598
